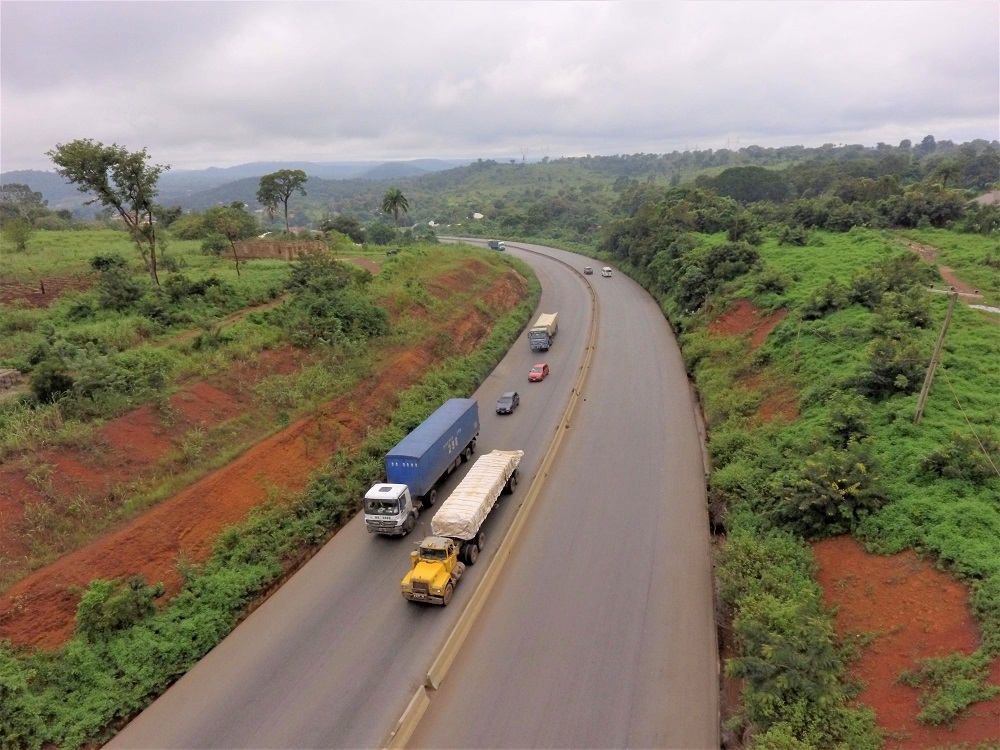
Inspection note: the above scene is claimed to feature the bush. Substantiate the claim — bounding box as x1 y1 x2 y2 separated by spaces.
853 332 926 399
75 577 166 642
920 430 1000 483
30 359 74 403
0 645 44 750
97 267 146 312
771 440 889 538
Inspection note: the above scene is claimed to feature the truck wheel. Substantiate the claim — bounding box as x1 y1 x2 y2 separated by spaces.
462 446 472 463
442 582 454 606
403 514 415 535
476 531 486 550
469 438 477 455
425 488 438 507
464 543 479 566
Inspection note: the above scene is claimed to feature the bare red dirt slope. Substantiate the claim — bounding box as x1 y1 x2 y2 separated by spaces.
0 258 526 650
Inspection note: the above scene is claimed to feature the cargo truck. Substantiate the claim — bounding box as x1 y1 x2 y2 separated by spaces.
527 312 558 351
401 449 523 605
364 399 480 536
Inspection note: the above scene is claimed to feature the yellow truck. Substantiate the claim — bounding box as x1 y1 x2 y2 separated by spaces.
401 449 523 605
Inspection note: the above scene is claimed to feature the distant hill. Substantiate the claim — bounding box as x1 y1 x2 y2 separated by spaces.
1 159 473 215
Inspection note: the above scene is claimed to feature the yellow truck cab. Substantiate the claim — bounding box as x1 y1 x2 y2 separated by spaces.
401 536 466 605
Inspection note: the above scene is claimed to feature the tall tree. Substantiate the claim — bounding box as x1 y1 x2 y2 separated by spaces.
202 203 260 276
47 139 168 285
256 169 307 233
381 187 409 226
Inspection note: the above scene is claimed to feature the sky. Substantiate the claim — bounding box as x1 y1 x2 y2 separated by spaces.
2 1 998 173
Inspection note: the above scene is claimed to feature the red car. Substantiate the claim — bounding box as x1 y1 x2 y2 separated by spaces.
528 363 550 382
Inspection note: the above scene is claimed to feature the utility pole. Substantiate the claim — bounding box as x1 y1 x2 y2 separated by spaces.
914 291 958 424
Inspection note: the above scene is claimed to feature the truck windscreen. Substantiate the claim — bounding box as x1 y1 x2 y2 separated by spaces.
366 499 399 514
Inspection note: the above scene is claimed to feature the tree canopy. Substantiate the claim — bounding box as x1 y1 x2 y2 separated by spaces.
47 139 168 285
382 187 409 226
202 202 260 276
257 169 308 233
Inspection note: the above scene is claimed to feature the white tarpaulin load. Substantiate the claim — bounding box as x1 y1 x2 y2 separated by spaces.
431 449 523 540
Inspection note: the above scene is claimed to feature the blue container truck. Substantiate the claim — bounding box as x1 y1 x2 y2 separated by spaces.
364 398 480 536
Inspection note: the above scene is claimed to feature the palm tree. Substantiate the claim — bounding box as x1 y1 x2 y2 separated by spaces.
382 188 409 226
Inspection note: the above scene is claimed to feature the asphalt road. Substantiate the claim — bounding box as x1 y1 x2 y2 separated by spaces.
107 246 599 749
407 243 718 748
109 241 718 749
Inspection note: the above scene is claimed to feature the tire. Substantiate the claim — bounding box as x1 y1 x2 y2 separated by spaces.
425 488 438 507
442 582 454 606
462 446 472 463
469 438 477 455
402 514 415 536
464 542 479 566
476 531 486 550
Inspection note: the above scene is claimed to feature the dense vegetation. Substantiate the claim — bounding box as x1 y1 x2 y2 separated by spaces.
2 134 998 748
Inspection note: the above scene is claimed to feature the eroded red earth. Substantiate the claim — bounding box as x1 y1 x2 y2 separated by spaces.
0 257 526 650
710 294 1000 747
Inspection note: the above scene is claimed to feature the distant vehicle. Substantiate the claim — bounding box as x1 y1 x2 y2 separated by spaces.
487 240 505 250
498 241 506 250
527 312 558 351
496 391 520 414
583 266 593 275
386 248 399 256
528 363 549 382
602 267 613 277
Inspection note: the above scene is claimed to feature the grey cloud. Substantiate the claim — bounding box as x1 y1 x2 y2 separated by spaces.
2 1 996 171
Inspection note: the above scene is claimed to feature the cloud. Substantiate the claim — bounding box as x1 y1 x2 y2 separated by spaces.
2 1 997 171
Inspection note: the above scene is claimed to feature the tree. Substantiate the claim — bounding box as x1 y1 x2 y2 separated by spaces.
320 214 365 243
47 139 168 285
257 169 307 233
366 220 396 245
202 203 260 276
382 187 410 226
0 183 48 224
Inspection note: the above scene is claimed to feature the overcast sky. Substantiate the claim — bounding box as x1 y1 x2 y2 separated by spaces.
2 1 998 173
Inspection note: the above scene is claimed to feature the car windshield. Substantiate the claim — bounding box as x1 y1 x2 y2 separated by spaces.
499 397 512 404
420 547 448 561
531 366 543 373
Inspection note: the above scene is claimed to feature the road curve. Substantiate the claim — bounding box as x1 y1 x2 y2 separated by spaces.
107 247 593 749
408 242 719 748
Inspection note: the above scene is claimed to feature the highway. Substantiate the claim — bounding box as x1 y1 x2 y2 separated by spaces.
108 241 717 749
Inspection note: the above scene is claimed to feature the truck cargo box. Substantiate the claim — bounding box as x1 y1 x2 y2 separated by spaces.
431 450 523 540
385 399 479 499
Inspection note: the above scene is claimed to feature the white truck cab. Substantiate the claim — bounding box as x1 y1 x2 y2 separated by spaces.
364 483 418 535
602 267 613 277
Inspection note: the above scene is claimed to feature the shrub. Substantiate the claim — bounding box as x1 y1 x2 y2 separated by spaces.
97 267 146 312
30 359 74 403
75 576 166 642
920 430 1000 483
771 440 889 538
825 392 870 448
853 332 926 399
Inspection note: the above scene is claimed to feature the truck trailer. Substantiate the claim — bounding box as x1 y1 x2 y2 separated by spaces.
527 312 559 351
401 449 523 605
364 399 480 536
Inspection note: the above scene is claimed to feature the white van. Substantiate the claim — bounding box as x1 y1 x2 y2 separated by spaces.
601 267 612 277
